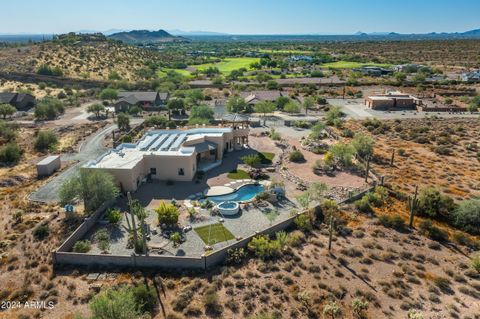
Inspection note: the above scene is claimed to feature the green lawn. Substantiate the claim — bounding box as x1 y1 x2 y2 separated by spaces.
193 57 260 74
321 61 392 69
227 169 250 180
259 152 275 164
157 68 192 78
194 223 235 245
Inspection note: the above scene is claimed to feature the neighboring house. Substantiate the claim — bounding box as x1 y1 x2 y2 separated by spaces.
365 91 421 110
288 55 313 63
0 92 36 111
240 90 285 106
114 91 168 112
353 66 393 77
84 126 249 192
393 64 431 73
460 70 480 82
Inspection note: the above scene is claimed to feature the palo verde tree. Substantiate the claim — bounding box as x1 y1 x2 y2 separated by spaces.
99 88 118 105
166 98 185 120
303 96 315 115
59 168 119 213
0 104 16 119
87 103 105 118
226 96 248 113
253 101 276 126
116 112 130 131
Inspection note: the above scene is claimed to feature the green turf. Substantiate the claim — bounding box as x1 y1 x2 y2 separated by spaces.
259 152 275 164
193 57 260 74
157 68 192 78
227 169 250 180
321 61 392 69
194 223 235 245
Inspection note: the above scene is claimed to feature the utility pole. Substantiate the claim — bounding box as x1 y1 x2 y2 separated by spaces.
390 148 395 167
409 185 418 228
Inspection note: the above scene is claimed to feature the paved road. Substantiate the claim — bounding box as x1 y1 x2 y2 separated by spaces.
29 124 117 203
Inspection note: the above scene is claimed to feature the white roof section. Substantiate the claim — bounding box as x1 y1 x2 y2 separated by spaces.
85 128 233 170
37 155 60 166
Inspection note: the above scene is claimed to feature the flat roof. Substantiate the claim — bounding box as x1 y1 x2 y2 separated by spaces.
37 155 60 166
85 127 234 169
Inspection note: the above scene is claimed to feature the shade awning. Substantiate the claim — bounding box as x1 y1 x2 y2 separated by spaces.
193 141 217 153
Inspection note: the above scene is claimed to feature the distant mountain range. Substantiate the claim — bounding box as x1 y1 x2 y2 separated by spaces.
108 29 189 43
354 29 480 37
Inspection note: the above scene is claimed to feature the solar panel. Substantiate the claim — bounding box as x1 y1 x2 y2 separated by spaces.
160 134 178 151
148 134 168 151
169 133 187 151
138 135 156 151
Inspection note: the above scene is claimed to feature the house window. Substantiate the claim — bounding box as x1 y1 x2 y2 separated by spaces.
210 149 216 156
150 168 156 175
178 168 185 176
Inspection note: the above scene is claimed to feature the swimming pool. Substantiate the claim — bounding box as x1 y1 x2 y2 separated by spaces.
206 184 265 203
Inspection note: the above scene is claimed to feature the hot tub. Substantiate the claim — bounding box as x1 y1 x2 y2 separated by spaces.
216 201 240 216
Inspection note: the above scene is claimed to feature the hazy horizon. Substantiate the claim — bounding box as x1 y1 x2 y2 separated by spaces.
2 0 480 35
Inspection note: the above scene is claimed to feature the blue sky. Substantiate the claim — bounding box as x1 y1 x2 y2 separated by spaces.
2 0 480 34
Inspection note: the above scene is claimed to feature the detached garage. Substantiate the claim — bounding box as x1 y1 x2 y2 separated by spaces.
37 155 61 178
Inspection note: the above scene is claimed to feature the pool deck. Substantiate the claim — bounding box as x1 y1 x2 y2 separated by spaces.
204 185 234 196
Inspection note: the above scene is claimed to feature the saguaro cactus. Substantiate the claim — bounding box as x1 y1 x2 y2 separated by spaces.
408 185 419 228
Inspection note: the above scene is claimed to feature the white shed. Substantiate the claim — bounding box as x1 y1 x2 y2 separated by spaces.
37 155 61 177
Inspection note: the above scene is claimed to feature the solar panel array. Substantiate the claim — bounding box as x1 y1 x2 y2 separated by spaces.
137 133 188 152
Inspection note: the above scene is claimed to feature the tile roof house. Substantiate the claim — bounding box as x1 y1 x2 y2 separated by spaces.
114 91 169 112
240 90 285 105
0 92 36 111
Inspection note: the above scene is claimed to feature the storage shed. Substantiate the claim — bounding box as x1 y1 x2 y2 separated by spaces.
37 155 61 177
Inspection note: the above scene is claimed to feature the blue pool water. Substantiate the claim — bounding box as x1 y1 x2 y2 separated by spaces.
207 184 264 203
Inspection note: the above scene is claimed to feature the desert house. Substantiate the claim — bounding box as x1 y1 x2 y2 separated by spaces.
365 91 421 110
460 70 480 82
0 92 36 111
84 125 249 192
240 90 285 107
113 91 169 113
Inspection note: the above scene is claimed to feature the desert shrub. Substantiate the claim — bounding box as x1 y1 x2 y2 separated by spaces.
241 154 262 167
378 215 405 231
33 224 49 240
226 248 246 264
418 220 448 242
34 130 58 152
105 208 122 224
351 298 369 318
289 150 305 162
417 187 455 219
351 133 374 159
131 284 157 313
73 240 91 253
203 288 222 315
89 287 141 319
433 277 453 294
155 201 179 226
0 142 22 164
294 214 313 232
35 97 64 120
451 199 480 235
472 255 480 272
355 196 373 213
329 142 355 167
248 235 281 260
268 128 281 140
